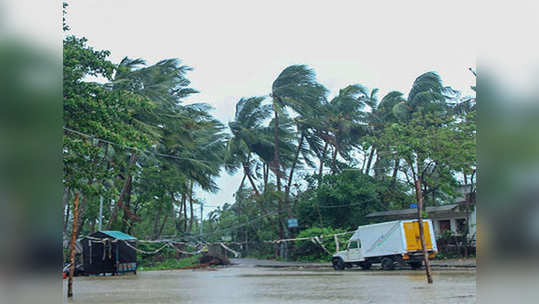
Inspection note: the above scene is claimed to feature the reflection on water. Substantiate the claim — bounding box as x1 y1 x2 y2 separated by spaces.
65 266 475 304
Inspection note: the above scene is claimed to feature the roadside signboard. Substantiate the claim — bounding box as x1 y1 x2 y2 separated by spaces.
288 218 298 228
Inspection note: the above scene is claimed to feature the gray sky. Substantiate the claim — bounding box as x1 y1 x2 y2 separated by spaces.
66 0 476 216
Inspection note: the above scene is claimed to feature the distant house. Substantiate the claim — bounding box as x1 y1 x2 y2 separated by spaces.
366 185 476 243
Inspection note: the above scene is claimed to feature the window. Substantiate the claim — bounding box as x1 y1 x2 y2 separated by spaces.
456 218 467 234
439 220 451 232
349 240 360 249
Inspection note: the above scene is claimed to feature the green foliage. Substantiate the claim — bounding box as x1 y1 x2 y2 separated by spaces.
297 170 412 230
292 227 347 262
139 255 201 271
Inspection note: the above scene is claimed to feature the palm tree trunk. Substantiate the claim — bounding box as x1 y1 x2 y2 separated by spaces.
318 142 328 184
243 157 260 195
189 181 194 232
272 101 285 257
273 104 283 226
238 173 247 191
361 149 367 172
263 162 269 190
178 193 183 220
286 133 304 215
365 147 375 175
331 145 338 173
182 192 188 232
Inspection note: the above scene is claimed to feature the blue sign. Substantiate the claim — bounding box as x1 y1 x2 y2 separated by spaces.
288 218 298 228
409 203 418 209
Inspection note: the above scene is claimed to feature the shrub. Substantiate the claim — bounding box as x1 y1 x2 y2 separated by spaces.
291 227 348 262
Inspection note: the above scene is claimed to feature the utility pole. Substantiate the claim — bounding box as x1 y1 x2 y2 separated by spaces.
98 196 103 231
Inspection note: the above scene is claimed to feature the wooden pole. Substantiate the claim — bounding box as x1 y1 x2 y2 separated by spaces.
67 193 80 298
415 180 433 284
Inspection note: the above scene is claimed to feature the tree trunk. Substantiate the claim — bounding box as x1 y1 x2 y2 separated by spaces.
121 175 133 232
62 187 70 232
158 208 170 239
238 173 246 191
244 159 260 195
331 144 338 173
391 159 400 185
286 133 304 217
189 181 194 232
152 207 161 240
318 142 328 185
76 195 88 238
107 153 137 229
360 149 367 173
178 193 183 219
272 101 285 258
414 178 433 284
365 147 375 175
183 193 188 232
64 193 71 235
67 193 80 298
273 104 284 240
263 163 268 191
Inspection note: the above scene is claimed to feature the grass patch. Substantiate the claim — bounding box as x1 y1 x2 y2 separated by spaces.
139 255 202 271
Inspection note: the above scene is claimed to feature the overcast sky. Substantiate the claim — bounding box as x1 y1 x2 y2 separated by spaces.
66 0 476 216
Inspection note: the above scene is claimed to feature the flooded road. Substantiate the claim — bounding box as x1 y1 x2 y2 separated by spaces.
65 264 475 303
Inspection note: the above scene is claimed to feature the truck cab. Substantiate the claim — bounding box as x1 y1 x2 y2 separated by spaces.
332 237 369 270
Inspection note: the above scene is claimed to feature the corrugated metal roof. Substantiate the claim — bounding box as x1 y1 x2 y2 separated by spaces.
99 230 137 240
366 204 459 218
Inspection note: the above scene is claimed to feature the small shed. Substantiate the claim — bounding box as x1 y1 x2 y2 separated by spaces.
82 230 137 275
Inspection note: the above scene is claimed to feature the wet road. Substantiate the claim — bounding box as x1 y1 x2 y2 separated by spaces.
65 264 475 303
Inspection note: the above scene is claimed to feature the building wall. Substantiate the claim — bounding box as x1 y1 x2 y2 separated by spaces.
430 206 476 241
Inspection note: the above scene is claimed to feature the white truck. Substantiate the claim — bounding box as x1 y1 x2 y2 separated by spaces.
332 219 437 270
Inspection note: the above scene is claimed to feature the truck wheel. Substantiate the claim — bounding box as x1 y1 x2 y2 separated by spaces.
409 261 422 270
381 257 395 270
359 262 372 270
333 258 345 270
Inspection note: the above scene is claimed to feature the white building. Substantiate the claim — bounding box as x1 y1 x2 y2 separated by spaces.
365 190 476 243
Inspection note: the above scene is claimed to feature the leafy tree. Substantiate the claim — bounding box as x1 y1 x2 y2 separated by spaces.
297 170 411 229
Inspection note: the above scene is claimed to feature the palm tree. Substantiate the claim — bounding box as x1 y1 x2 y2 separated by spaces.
318 84 369 173
392 72 455 121
106 57 227 233
270 65 327 243
225 96 273 195
364 90 405 179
